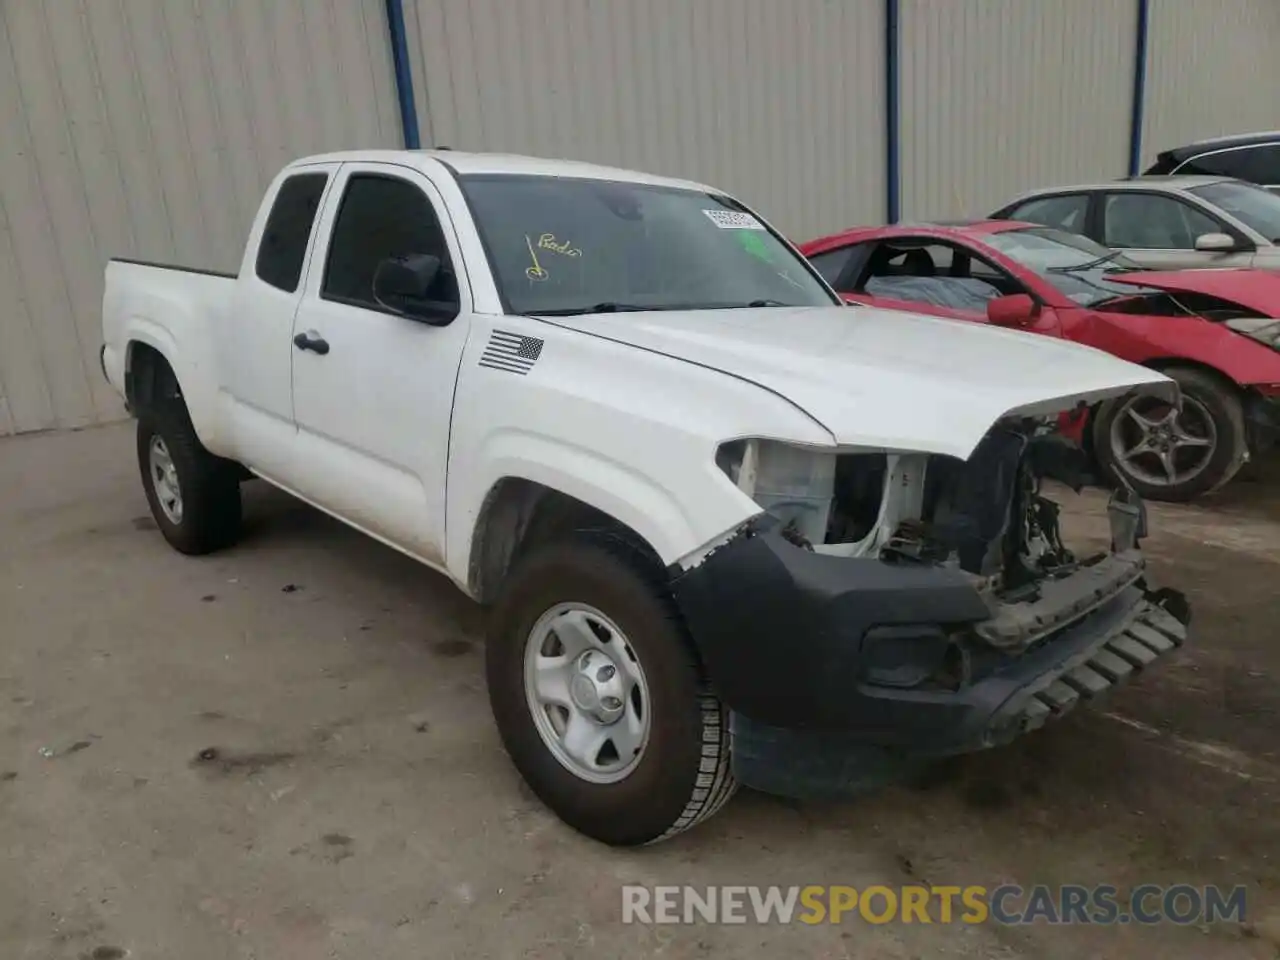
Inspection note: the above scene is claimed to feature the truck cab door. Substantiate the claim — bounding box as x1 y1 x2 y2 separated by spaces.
286 163 471 566
222 166 336 480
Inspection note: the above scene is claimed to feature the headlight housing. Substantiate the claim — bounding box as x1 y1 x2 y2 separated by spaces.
716 439 837 545
1224 316 1280 349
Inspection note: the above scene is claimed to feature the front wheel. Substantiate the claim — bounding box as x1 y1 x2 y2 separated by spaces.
1093 366 1246 502
486 537 737 845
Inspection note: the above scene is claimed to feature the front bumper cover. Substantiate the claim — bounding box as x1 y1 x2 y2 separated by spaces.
670 515 1189 800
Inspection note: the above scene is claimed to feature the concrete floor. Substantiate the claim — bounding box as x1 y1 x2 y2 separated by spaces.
2 421 1278 960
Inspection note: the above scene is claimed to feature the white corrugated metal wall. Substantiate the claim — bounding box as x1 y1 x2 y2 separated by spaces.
400 0 887 242
898 0 1137 221
3 2 1280 437
1142 0 1280 167
0 0 401 436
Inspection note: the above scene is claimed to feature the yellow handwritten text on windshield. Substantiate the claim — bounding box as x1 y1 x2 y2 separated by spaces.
537 233 583 257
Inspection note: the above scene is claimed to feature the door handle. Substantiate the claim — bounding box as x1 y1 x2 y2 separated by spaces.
293 331 330 355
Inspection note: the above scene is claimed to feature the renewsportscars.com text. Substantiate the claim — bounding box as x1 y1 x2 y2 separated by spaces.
621 884 1247 926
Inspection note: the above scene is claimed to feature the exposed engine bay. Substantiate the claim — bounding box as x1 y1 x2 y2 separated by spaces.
725 420 1093 577
679 414 1190 745
721 419 1158 654
1104 288 1261 322
824 422 1090 584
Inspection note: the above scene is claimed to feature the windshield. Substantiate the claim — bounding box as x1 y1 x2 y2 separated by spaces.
458 174 837 315
983 226 1154 306
1190 181 1280 242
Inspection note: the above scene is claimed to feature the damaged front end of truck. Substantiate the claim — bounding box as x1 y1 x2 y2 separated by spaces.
671 406 1190 799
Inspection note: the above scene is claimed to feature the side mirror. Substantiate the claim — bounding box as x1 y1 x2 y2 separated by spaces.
986 293 1038 327
1194 232 1238 253
372 254 456 324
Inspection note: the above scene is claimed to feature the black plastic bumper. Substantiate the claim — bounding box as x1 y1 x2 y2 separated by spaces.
672 530 993 731
670 526 1189 799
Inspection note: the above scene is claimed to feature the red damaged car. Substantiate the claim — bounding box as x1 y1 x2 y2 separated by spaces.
799 221 1280 500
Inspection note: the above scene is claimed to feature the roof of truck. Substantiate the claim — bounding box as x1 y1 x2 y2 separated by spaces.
289 149 718 194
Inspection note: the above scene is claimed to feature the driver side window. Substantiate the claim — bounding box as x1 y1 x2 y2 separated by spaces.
858 241 1012 313
1102 193 1221 249
323 173 459 311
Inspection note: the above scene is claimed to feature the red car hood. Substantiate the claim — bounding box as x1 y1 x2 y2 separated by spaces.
1110 269 1280 317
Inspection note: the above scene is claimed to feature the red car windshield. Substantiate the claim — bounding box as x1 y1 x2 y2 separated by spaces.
983 227 1155 306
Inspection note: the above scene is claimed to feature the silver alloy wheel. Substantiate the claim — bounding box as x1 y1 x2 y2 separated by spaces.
523 602 651 784
148 435 184 524
1109 395 1216 488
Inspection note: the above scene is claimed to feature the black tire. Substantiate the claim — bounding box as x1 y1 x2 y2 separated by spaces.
136 402 242 555
1093 366 1246 502
486 536 737 846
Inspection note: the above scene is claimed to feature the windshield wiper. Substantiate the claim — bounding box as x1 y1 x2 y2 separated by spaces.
1047 250 1124 273
528 299 804 317
528 302 652 317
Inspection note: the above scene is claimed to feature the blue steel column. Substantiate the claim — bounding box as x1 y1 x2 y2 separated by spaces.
1128 0 1150 175
385 0 422 149
885 0 901 223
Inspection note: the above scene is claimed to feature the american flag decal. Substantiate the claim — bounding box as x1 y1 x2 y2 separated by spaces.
478 330 544 375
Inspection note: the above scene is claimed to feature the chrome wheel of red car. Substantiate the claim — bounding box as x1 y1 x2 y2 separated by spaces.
1094 366 1247 503
1109 395 1216 489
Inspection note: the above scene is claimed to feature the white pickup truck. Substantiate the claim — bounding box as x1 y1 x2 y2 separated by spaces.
101 150 1190 846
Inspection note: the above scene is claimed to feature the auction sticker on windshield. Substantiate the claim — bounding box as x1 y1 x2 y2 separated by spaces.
703 209 766 230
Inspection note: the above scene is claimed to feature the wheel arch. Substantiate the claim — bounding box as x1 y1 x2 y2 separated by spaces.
466 478 668 605
1090 356 1248 499
1138 355 1243 392
125 339 181 413
122 332 229 455
1084 356 1242 457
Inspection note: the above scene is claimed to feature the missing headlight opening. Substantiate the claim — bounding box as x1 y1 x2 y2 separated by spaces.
719 419 1098 593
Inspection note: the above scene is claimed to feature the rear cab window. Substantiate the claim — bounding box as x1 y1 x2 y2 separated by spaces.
255 172 329 292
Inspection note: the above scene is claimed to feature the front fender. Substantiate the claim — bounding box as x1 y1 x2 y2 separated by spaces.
445 321 840 589
445 428 760 587
1070 311 1280 388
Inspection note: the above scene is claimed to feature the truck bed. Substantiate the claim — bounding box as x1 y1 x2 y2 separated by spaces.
100 258 239 437
110 256 237 280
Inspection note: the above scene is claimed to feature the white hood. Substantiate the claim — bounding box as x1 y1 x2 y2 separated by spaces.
540 305 1176 460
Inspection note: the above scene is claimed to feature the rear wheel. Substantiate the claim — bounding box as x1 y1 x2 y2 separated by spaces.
136 403 242 555
486 536 737 845
1094 366 1246 502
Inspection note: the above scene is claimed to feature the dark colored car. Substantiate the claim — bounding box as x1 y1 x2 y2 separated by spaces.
1145 131 1280 192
